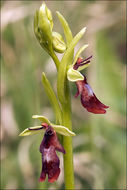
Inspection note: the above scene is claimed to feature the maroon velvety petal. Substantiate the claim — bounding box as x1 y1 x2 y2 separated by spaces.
40 146 60 183
75 76 109 114
75 81 84 98
39 169 46 182
39 126 65 183
40 126 65 153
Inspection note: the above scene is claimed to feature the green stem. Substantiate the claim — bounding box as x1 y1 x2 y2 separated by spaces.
49 46 60 70
50 50 74 188
62 82 75 189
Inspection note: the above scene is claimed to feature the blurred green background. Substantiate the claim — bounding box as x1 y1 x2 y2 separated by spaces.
1 1 126 189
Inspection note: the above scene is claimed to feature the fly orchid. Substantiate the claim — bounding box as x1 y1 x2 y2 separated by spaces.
19 115 75 182
67 51 109 114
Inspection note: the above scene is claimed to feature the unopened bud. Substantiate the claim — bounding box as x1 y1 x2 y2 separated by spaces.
38 3 53 44
45 5 53 30
34 2 53 46
52 32 66 53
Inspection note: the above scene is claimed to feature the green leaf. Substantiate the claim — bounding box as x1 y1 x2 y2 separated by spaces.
57 27 86 103
32 115 51 125
67 68 84 82
19 126 44 136
42 73 62 124
72 44 89 66
51 123 76 136
56 11 73 47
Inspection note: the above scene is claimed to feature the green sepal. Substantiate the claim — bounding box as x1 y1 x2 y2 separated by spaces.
52 31 66 53
45 4 53 29
19 126 44 136
32 115 51 125
38 2 53 44
72 44 89 66
34 9 51 54
67 68 84 82
51 123 76 136
57 27 86 103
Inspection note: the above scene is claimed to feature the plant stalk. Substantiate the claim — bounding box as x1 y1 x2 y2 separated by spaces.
49 37 75 190
62 82 75 189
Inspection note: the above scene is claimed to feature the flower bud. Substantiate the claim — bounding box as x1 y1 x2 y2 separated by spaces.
52 31 66 53
34 10 44 44
35 2 53 45
45 5 53 30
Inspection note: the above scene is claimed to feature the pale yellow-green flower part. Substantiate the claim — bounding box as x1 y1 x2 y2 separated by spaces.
67 67 84 82
19 124 76 137
72 44 89 67
52 31 66 53
19 115 76 137
19 126 44 136
51 123 76 136
32 115 51 125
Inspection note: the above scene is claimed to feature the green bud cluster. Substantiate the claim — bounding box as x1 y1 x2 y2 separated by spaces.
34 2 66 54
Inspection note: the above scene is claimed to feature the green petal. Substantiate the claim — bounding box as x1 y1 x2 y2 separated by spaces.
51 123 76 136
32 115 51 125
72 44 89 66
67 68 84 82
19 126 44 136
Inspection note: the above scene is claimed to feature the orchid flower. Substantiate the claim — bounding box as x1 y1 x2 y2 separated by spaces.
67 52 109 114
19 115 75 182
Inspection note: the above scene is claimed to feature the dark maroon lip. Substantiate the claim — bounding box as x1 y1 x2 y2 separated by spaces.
75 75 109 114
39 125 65 183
